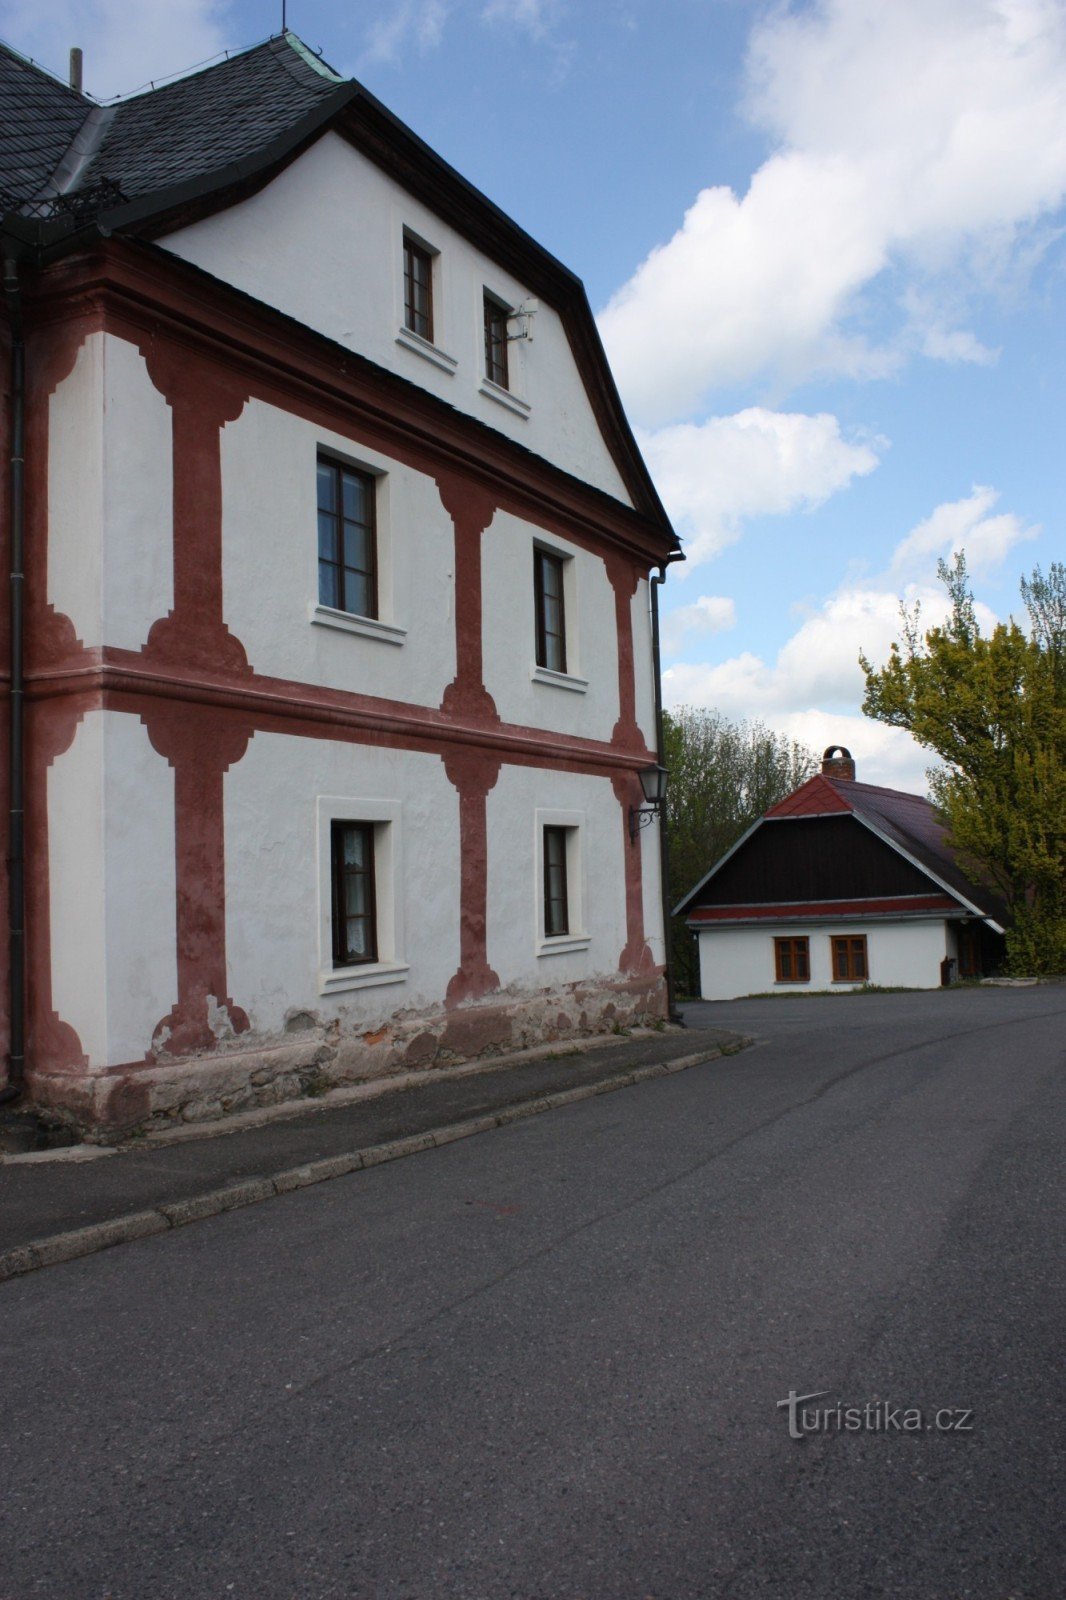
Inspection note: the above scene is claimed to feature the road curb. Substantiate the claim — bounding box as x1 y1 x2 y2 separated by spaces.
0 1040 751 1284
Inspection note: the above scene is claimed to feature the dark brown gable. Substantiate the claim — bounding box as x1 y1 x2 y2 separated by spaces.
689 815 943 909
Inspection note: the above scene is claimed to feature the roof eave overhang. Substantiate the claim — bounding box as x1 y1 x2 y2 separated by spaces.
850 813 1001 930
96 81 357 238
687 910 970 930
672 814 768 917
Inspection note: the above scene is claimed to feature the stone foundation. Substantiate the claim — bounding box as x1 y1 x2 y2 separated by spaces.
26 970 667 1139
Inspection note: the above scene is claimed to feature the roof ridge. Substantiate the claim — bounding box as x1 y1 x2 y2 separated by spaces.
0 36 94 106
95 32 282 107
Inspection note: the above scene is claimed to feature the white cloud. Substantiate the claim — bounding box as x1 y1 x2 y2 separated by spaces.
660 483 1030 790
0 0 232 100
481 0 558 38
601 0 1066 423
889 485 1039 578
639 407 882 566
661 594 736 657
363 0 449 65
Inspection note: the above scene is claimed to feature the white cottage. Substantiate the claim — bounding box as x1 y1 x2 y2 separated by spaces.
676 748 1007 1001
0 34 680 1131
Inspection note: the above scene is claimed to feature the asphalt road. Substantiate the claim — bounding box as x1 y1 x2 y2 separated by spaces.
2 987 1063 1599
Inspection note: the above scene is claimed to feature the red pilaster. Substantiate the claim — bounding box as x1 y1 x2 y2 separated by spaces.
605 553 642 749
437 473 500 724
147 706 251 1054
612 771 656 974
443 749 502 1006
141 345 250 674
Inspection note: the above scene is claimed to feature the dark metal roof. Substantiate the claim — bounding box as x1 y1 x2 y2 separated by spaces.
0 42 90 209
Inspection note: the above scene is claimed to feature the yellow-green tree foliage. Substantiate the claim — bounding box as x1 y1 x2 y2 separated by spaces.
861 556 1066 974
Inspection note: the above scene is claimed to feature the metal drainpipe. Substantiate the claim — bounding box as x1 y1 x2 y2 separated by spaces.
2 252 25 1104
650 564 683 1026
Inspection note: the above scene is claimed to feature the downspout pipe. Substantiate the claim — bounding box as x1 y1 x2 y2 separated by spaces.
2 251 25 1103
650 564 683 1026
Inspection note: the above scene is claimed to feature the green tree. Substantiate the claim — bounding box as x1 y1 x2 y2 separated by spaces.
861 555 1066 974
664 709 817 994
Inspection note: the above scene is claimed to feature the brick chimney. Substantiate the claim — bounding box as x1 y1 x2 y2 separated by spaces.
822 744 856 782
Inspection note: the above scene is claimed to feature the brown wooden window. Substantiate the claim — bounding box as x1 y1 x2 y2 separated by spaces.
317 456 376 618
483 292 510 388
403 234 433 341
543 826 570 938
832 935 868 982
774 937 809 983
331 821 377 966
534 548 566 673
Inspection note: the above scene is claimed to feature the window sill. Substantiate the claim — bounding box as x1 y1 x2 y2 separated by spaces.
395 326 458 374
531 664 588 694
319 961 409 996
478 377 531 418
774 980 810 986
537 934 591 958
310 604 407 645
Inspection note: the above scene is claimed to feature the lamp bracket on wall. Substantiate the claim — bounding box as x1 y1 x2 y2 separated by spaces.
628 763 668 843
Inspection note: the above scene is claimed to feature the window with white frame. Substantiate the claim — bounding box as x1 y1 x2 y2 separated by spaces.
311 450 406 646
318 797 407 994
535 811 589 955
531 542 587 692
317 455 377 619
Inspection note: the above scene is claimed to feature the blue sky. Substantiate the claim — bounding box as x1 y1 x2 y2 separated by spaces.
4 0 1063 788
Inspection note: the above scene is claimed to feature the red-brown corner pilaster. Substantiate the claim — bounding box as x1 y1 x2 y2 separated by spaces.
605 554 644 750
140 344 250 674
24 317 102 672
443 749 502 1007
146 706 252 1056
25 697 91 1076
437 473 500 725
612 772 656 974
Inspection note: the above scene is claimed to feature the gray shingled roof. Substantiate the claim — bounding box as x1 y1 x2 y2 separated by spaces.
77 35 343 204
0 33 347 217
0 43 91 209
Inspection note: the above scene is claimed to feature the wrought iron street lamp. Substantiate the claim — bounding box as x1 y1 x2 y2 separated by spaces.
629 763 668 843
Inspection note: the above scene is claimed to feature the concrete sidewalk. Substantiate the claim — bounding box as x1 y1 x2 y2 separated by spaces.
0 1021 751 1281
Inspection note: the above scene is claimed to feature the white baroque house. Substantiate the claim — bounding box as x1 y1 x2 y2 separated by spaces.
0 33 681 1131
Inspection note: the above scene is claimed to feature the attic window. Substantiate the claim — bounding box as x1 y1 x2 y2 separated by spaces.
483 291 510 389
403 233 434 342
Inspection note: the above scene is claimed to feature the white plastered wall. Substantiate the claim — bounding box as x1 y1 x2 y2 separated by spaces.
49 709 178 1067
48 333 173 651
640 816 666 968
223 733 459 1034
486 766 627 989
631 578 660 750
696 919 953 1002
219 398 455 706
481 511 619 739
162 132 633 503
